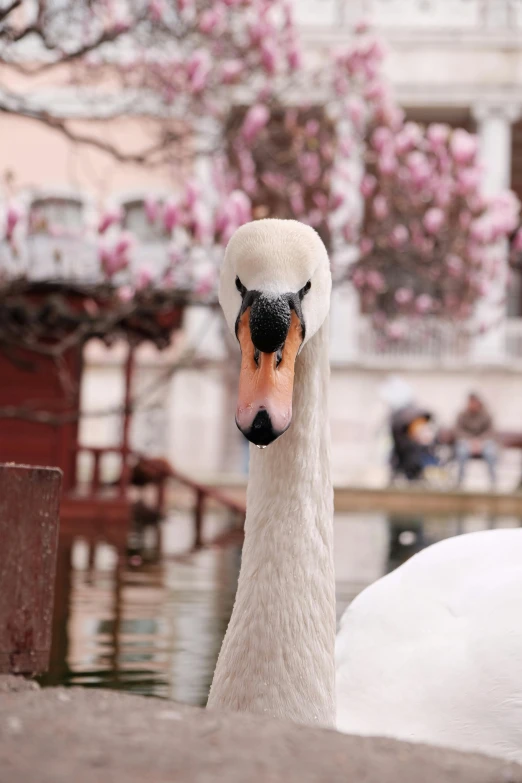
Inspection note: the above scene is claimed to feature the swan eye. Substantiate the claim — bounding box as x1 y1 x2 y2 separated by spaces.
236 276 247 297
299 280 311 299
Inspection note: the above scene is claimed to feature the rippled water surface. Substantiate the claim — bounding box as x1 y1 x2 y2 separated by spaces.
41 510 519 705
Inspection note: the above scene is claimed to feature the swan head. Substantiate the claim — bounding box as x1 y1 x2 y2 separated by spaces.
219 218 331 446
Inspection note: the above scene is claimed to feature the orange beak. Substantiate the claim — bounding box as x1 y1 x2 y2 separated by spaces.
235 308 303 446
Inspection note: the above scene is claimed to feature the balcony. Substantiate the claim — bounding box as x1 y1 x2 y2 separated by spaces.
353 316 522 367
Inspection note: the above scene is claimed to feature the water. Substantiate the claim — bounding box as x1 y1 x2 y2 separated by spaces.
40 510 520 705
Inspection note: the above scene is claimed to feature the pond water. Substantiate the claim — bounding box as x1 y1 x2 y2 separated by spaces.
40 510 520 705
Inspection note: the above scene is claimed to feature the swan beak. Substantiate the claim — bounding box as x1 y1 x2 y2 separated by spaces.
235 308 303 446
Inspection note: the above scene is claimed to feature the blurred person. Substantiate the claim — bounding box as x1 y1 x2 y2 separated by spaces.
454 392 497 488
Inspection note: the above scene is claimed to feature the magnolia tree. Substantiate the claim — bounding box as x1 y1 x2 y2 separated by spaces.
346 121 521 334
0 0 300 164
0 0 299 303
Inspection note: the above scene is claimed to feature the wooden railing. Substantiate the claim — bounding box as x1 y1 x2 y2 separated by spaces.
69 446 246 549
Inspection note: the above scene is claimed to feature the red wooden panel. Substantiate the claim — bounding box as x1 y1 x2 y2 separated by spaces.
0 347 81 488
0 464 62 674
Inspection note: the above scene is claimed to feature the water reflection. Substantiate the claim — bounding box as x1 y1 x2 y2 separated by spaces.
41 511 520 704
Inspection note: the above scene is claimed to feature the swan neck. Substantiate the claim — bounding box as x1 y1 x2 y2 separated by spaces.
208 320 336 726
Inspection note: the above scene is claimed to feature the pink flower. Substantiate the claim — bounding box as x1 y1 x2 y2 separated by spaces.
366 269 386 292
144 196 160 224
136 266 153 289
99 246 128 277
415 294 433 314
394 122 422 155
347 97 365 133
378 153 398 177
163 199 181 232
199 6 224 34
387 322 406 340
118 285 135 302
148 0 165 22
395 287 413 305
241 104 270 143
114 232 134 258
390 224 409 247
261 41 277 74
372 194 389 220
5 203 23 241
359 237 374 256
446 254 463 276
457 167 482 195
98 206 123 234
355 19 370 34
287 44 302 71
423 207 445 234
186 49 211 93
221 60 244 84
352 268 366 288
371 126 392 153
450 129 478 165
360 174 377 198
426 123 450 148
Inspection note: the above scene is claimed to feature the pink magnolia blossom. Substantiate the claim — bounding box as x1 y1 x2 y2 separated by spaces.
287 44 302 70
360 174 377 198
394 122 422 155
426 123 450 148
372 194 389 220
366 269 385 292
371 126 392 153
261 41 277 74
5 203 23 241
347 97 365 134
390 224 408 247
299 152 321 185
98 206 123 234
221 60 244 84
395 287 413 305
450 129 478 165
457 167 482 195
136 266 153 289
199 6 224 34
378 153 398 177
446 254 463 276
163 200 181 232
241 104 270 143
359 237 374 256
423 207 445 234
415 294 434 314
144 196 160 224
148 0 166 22
118 285 134 302
187 49 211 93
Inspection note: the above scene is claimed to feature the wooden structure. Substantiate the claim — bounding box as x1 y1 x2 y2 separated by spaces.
0 281 185 555
0 281 245 557
0 464 62 674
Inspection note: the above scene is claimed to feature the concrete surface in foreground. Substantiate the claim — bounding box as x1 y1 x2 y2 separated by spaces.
1 676 521 783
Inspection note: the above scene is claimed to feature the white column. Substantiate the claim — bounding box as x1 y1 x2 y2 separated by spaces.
471 103 520 362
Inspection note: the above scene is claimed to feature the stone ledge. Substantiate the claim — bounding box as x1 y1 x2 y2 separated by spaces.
0 681 521 783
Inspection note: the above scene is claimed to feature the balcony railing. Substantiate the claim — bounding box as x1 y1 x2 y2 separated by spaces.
355 316 522 366
297 0 522 33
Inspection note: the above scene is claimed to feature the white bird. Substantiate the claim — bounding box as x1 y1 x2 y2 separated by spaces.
208 218 522 763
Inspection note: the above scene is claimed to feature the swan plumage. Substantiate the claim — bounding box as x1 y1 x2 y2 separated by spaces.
336 527 522 761
210 217 522 762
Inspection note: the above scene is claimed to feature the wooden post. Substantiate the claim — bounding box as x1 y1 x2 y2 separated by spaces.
0 464 62 675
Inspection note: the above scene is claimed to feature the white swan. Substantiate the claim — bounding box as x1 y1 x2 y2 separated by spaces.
208 218 522 762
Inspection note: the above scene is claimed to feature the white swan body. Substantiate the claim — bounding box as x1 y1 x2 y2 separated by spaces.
209 218 522 762
336 526 522 762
